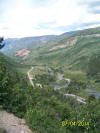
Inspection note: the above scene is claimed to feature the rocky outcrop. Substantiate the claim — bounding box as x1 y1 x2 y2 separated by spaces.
49 37 78 51
0 110 33 133
15 49 30 57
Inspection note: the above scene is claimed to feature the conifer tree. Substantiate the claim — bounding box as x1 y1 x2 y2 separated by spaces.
0 37 5 49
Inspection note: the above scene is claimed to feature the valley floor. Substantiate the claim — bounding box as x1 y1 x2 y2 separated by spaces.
27 66 86 104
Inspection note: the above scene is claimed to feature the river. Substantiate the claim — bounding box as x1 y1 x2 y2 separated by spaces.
54 71 100 99
84 88 100 98
51 71 86 104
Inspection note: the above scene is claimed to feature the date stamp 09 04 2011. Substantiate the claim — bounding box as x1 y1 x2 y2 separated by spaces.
62 121 90 127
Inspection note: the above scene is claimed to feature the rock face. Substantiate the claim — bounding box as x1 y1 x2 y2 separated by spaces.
49 37 78 51
14 49 30 57
0 110 33 133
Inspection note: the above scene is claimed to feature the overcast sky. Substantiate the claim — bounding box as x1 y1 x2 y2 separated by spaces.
0 0 100 38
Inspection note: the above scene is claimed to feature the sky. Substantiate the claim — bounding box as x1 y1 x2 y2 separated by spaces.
0 0 100 38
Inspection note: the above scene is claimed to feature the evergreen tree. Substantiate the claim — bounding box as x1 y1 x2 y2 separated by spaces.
0 37 5 49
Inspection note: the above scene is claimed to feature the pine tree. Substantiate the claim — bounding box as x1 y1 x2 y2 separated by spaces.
0 37 5 49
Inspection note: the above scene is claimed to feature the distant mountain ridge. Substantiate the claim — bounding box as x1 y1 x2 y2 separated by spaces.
15 26 100 74
1 35 57 55
2 27 100 74
4 38 17 44
1 31 79 56
1 38 18 53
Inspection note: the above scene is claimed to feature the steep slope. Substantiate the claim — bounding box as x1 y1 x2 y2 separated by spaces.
0 52 28 115
1 35 57 56
0 51 35 132
20 27 100 74
1 31 79 58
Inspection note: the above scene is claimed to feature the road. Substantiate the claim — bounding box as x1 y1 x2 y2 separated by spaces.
54 73 86 104
63 93 86 104
27 66 86 104
27 67 34 87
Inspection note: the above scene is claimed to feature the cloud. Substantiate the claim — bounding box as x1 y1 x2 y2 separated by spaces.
2 27 9 30
0 0 100 38
78 0 100 14
88 1 100 7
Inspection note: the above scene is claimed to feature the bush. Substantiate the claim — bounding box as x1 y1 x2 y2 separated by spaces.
0 128 7 133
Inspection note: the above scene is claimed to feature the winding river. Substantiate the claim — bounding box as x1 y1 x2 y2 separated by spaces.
53 72 86 104
28 66 100 104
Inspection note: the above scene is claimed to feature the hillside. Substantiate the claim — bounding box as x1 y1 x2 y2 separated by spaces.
0 53 28 113
1 35 57 56
0 27 100 133
1 31 79 58
2 27 100 78
18 27 100 74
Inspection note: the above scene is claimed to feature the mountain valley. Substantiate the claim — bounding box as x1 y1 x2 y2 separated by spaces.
0 27 100 133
